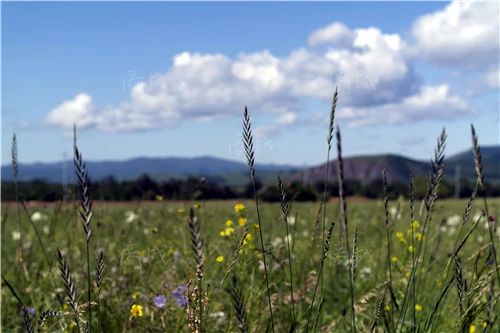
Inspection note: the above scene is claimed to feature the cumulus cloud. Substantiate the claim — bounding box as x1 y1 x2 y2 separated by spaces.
46 4 479 132
46 94 95 129
411 1 499 67
339 85 474 127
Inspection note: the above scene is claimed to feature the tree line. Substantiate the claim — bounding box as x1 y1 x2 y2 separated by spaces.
2 174 499 202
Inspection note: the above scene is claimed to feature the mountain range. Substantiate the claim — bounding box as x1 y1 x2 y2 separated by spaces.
2 146 499 186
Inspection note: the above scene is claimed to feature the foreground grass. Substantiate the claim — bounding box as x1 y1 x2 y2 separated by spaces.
1 198 499 332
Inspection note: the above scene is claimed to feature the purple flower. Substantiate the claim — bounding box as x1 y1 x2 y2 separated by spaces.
171 285 187 308
22 307 36 316
153 294 166 309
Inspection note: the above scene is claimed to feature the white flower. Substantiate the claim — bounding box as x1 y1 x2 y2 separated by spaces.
446 215 461 227
477 235 484 243
284 235 293 245
31 212 47 222
43 226 50 235
440 226 448 233
125 211 138 223
302 230 309 238
360 267 372 279
12 231 21 241
272 237 283 248
287 216 296 226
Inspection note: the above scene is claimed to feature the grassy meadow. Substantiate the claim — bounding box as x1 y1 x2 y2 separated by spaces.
1 110 499 333
1 196 499 332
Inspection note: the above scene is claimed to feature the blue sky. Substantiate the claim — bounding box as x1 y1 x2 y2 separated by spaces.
2 1 499 166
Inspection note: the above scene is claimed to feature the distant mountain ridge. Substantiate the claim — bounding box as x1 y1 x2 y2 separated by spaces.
1 147 499 185
294 146 500 185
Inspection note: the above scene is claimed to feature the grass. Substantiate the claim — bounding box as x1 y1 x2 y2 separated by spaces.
1 98 499 332
2 197 499 332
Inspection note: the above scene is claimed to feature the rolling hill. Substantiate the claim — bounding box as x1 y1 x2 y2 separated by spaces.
1 147 498 186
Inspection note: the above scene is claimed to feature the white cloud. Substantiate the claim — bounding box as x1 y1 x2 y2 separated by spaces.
46 94 96 129
308 22 354 47
46 11 479 132
484 66 499 89
411 1 499 67
339 85 474 127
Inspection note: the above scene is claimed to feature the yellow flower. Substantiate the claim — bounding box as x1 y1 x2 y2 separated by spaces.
225 219 234 227
415 304 422 312
391 256 399 263
234 203 246 214
216 255 224 263
481 321 487 328
252 223 259 229
395 231 407 243
469 324 476 333
238 217 247 226
385 304 391 312
219 230 227 237
193 203 201 209
132 291 141 300
155 195 164 201
411 220 420 230
140 249 147 257
225 227 235 236
177 208 185 215
243 233 253 245
415 232 423 241
408 245 415 253
130 304 143 318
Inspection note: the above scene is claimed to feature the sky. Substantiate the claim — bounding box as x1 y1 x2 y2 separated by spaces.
2 1 499 167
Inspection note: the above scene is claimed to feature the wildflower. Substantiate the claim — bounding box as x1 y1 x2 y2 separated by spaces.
234 203 246 214
411 220 420 230
287 216 296 226
21 307 36 316
395 231 406 244
155 195 164 201
177 208 185 215
415 304 422 312
446 215 461 227
125 211 138 223
219 230 227 237
225 219 234 227
132 291 141 300
225 227 235 236
193 203 201 209
31 212 46 222
216 255 224 263
252 223 259 229
415 232 423 241
172 285 187 307
43 226 50 235
469 324 476 333
385 304 391 312
130 304 143 318
238 217 247 226
272 237 283 248
408 245 415 253
153 295 166 309
391 256 399 263
12 231 21 241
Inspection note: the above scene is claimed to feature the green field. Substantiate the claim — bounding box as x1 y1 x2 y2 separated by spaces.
1 197 499 332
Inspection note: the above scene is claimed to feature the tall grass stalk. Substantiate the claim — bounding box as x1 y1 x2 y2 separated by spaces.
278 177 296 329
409 174 416 332
305 220 335 332
396 128 447 331
382 170 395 333
320 88 338 303
242 107 274 332
73 125 92 332
471 125 500 285
336 127 356 333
